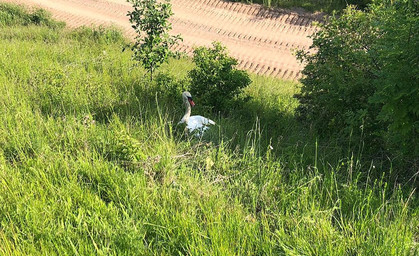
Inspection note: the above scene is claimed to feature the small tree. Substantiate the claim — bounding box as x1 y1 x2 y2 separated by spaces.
188 42 251 113
127 0 181 81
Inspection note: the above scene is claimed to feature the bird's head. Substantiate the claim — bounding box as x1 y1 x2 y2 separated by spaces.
182 91 195 107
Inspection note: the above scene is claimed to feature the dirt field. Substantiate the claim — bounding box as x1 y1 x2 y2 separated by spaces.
3 0 323 80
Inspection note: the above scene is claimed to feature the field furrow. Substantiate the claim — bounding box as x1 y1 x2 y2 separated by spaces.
2 0 323 79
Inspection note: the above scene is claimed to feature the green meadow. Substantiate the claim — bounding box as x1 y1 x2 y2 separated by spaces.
0 3 417 255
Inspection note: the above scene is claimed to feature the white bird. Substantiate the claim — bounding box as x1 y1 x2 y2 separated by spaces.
178 91 215 136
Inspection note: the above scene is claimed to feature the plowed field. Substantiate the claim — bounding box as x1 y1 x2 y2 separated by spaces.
3 0 323 80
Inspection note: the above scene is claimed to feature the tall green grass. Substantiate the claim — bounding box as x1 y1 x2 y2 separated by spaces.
0 4 417 255
0 2 64 28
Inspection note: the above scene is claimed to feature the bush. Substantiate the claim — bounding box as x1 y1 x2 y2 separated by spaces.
295 6 380 138
188 42 251 113
295 0 418 167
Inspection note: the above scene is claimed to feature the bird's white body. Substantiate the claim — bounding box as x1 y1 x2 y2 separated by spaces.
178 92 215 136
186 115 215 132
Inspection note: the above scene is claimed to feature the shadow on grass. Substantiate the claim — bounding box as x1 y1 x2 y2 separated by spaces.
81 71 349 170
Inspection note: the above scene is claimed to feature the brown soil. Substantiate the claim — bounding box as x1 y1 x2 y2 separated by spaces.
3 0 323 80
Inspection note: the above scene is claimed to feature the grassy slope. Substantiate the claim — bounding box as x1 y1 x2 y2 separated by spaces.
0 3 417 255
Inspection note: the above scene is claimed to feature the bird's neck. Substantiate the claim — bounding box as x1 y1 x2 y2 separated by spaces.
180 100 191 123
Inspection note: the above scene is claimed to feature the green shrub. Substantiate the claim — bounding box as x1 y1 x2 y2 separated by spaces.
367 0 419 158
295 0 418 168
188 42 251 113
295 6 380 138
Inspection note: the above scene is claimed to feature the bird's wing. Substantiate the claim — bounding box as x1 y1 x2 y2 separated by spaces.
189 115 215 126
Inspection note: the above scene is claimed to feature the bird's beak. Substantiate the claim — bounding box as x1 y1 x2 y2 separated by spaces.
188 98 195 107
